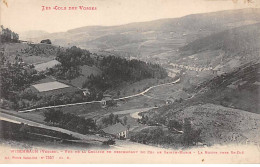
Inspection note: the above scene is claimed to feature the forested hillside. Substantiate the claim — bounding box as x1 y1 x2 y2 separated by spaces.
0 25 19 43
129 62 260 147
85 56 167 91
0 30 167 111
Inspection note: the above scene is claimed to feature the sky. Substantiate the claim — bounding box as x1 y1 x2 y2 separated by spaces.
1 0 259 33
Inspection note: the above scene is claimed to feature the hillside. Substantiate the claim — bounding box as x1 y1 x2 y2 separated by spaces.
150 62 259 116
23 9 260 64
167 103 260 145
136 62 260 147
0 43 61 64
180 23 260 55
177 23 260 69
0 41 167 111
192 62 260 113
164 22 260 91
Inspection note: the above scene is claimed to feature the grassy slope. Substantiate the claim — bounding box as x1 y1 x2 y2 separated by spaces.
1 43 60 64
60 65 102 88
169 103 260 145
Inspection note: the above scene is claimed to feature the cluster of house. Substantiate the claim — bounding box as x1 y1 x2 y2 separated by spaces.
170 63 213 72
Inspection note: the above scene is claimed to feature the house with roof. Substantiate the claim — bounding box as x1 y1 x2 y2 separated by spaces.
100 123 128 139
82 88 90 96
166 97 175 104
101 94 115 106
30 79 80 97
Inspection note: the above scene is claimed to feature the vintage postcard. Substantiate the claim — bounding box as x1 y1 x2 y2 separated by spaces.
0 0 259 164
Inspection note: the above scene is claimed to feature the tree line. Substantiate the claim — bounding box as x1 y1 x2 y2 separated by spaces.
130 118 201 147
101 113 128 127
85 56 168 91
43 109 96 134
0 52 44 108
51 46 94 80
0 25 19 43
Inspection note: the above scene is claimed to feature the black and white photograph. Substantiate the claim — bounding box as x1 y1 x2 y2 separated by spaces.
0 0 259 164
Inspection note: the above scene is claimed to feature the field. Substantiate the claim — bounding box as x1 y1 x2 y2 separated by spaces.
34 60 60 72
109 77 176 98
1 43 59 64
145 82 190 101
59 103 106 119
18 75 183 124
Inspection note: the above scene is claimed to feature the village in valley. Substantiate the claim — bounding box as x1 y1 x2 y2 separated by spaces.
0 7 260 151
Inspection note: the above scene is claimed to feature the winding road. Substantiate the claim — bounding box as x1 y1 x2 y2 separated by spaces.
0 77 182 148
18 78 180 113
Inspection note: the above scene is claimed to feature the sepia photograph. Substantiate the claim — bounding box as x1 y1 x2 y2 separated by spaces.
0 0 259 164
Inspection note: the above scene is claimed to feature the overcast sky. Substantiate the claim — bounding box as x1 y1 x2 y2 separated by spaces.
1 0 259 33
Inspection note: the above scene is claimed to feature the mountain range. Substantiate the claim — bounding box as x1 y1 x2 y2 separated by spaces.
20 8 260 65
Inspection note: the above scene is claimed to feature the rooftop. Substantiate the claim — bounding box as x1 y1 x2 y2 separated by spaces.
101 123 127 135
32 81 69 92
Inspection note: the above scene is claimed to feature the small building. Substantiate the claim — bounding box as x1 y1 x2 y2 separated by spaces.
101 94 113 106
40 39 52 44
20 40 28 43
30 79 80 97
100 123 128 139
82 88 90 96
166 97 175 104
32 81 69 92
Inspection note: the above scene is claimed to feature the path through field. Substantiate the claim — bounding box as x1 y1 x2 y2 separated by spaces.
18 78 180 113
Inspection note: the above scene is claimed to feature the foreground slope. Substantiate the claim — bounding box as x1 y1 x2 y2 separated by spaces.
144 62 259 146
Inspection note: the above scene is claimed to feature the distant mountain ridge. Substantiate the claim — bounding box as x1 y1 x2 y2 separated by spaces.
22 8 260 62
174 22 260 74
